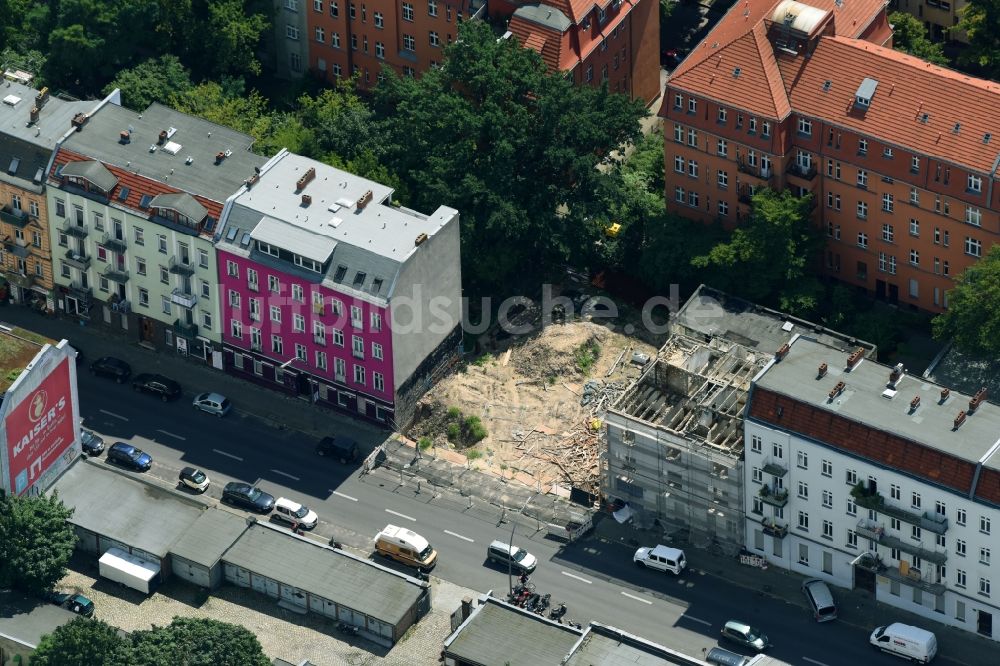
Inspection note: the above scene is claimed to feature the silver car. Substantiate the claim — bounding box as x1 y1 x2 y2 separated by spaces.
192 392 232 417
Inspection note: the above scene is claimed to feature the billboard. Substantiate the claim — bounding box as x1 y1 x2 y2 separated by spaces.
5 357 75 495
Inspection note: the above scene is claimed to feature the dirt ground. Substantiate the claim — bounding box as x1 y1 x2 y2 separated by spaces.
407 317 659 494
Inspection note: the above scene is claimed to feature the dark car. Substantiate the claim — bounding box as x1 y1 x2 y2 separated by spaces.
315 436 360 463
661 48 686 68
47 591 95 617
222 481 275 513
132 373 182 401
90 356 131 383
106 442 152 472
80 429 105 456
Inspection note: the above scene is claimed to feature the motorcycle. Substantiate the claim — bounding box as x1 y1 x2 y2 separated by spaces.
549 603 567 620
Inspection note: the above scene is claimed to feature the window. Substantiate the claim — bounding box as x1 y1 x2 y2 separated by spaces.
966 237 982 257
315 26 324 41
846 497 857 516
858 138 868 154
138 288 149 307
883 146 894 158
674 156 684 173
797 117 812 135
762 121 771 137
718 201 729 216
822 459 832 477
772 442 783 458
295 343 306 361
316 351 327 370
428 0 437 15
889 483 900 501
956 569 967 588
822 520 833 539
749 117 757 133
717 139 728 157
93 212 104 231
402 2 413 20
227 260 238 277
55 199 66 217
286 25 299 39
157 235 167 254
822 490 833 508
911 525 922 541
249 299 260 321
268 275 280 293
201 311 212 330
980 548 991 565
370 312 382 331
882 193 894 212
717 170 728 188
271 335 283 355
957 508 967 526
751 435 762 453
687 97 697 113
826 192 841 210
717 108 727 123
687 129 697 147
135 257 146 276
910 249 919 266
857 232 868 248
293 313 305 332
353 364 365 384
374 10 383 26
857 169 868 187
673 93 683 109
957 539 966 556
331 32 340 48
247 268 258 291
982 516 992 534
374 371 384 392
911 156 920 172
372 342 383 360
968 174 982 193
673 124 683 142
403 33 415 50
797 451 808 469
158 265 168 283
161 296 171 314
270 305 281 323
351 305 363 328
882 224 894 242
846 469 857 485
333 329 344 347
857 201 869 219
375 41 385 58
797 511 809 531
847 530 858 548
429 31 439 46
980 578 991 597
798 481 808 499
891 517 901 531
228 290 241 308
687 191 699 208
752 467 763 483
687 160 698 178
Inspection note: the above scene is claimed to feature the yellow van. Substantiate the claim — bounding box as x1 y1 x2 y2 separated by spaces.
374 524 437 570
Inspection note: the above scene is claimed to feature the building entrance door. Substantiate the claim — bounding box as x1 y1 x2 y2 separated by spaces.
141 317 155 342
978 610 993 637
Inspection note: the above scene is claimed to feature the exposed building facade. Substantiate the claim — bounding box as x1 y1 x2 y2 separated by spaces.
499 0 661 106
46 100 267 360
603 285 870 551
745 334 1000 641
890 0 969 44
0 78 99 310
215 149 461 427
662 0 1000 314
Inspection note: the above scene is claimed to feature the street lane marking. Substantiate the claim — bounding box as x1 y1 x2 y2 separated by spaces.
803 659 830 666
213 448 243 461
560 571 593 585
680 614 712 627
99 409 128 421
156 429 186 441
385 508 416 522
444 530 474 543
332 491 358 502
272 469 300 481
621 591 653 605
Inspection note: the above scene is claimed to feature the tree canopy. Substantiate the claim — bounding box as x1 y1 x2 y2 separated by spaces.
104 55 195 111
932 245 1000 355
958 0 1000 80
372 20 647 296
0 491 76 595
888 11 948 65
33 618 131 666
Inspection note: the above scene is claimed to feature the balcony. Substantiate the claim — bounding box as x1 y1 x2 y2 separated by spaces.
64 248 91 270
102 265 129 283
758 485 788 508
68 281 91 301
855 519 947 565
101 232 127 254
850 484 946 532
61 220 89 238
0 205 31 228
762 461 787 477
6 272 36 289
760 518 788 539
852 552 946 595
786 162 818 181
738 184 757 205
170 288 198 309
169 256 196 276
736 159 774 181
173 318 198 338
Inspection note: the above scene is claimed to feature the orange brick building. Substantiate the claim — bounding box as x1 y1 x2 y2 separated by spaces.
661 0 1000 313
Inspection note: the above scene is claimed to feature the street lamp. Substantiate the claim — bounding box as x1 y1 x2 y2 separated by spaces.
508 508 518 596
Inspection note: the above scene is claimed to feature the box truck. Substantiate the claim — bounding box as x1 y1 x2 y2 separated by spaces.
99 547 161 594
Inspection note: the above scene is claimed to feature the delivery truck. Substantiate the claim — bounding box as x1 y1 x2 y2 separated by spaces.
98 547 161 594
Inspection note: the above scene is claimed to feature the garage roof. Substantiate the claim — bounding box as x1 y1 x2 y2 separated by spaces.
169 508 250 568
222 524 428 625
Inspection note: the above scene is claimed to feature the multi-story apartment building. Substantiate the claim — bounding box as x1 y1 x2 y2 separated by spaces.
603 285 872 551
0 78 99 310
304 0 483 87
46 100 267 361
663 0 1000 313
273 0 312 78
745 334 1000 641
499 0 661 105
215 149 461 426
891 0 969 43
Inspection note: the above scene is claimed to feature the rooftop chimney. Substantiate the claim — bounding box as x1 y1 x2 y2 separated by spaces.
940 388 950 404
889 362 903 386
954 410 966 430
71 113 88 130
461 597 473 621
119 130 130 144
775 343 790 361
158 130 168 145
846 347 864 370
215 151 226 165
28 106 39 124
301 194 312 206
909 396 920 413
828 381 846 401
817 362 828 378
969 387 988 413
414 232 428 246
246 174 259 188
35 86 48 108
357 189 374 209
296 167 316 191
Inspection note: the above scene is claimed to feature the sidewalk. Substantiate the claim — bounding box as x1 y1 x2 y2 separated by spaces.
594 516 998 666
0 305 384 443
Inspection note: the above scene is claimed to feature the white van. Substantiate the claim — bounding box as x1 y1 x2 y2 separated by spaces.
870 623 937 663
633 544 686 574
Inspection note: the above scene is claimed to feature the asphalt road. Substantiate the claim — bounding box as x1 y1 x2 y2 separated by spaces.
77 370 907 666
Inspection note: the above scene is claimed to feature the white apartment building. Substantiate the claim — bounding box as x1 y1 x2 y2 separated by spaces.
744 334 1000 641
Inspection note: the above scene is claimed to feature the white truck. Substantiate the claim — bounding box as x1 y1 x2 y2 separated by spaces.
546 511 593 542
99 547 161 594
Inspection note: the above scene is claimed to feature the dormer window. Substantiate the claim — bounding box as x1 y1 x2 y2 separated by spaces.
257 241 280 257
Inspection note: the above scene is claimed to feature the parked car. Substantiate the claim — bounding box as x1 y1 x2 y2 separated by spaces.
661 48 686 68
486 540 537 574
192 392 231 417
106 442 152 472
633 544 687 575
273 497 318 529
315 436 360 463
720 620 770 652
131 373 182 401
90 356 131 383
222 481 274 513
80 429 105 456
46 591 95 617
870 623 937 663
801 578 838 622
178 466 210 492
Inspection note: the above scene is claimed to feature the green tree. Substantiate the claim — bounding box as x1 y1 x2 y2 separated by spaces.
372 21 645 296
692 188 824 315
296 82 377 162
129 617 270 666
888 12 948 65
932 245 1000 355
638 213 725 295
33 618 131 666
0 491 76 595
958 0 1000 78
203 0 270 77
104 55 194 111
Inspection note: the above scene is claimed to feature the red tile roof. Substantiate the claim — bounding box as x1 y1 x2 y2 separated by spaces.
52 149 224 233
545 0 599 25
748 387 980 496
791 36 1000 176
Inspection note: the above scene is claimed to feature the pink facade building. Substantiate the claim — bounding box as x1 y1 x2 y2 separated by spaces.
215 150 461 426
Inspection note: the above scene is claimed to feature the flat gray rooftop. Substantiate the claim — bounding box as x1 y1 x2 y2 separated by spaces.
0 81 94 148
50 460 206 558
565 624 699 666
169 508 249 568
61 101 267 201
673 285 873 356
444 598 582 666
222 524 427 625
0 591 77 648
755 336 1000 467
